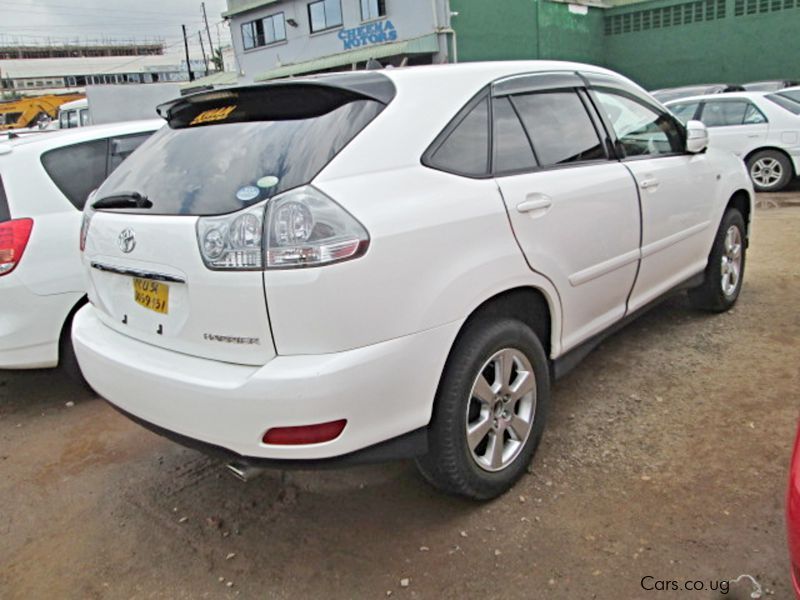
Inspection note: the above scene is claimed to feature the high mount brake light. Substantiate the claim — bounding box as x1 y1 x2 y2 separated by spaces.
0 218 33 276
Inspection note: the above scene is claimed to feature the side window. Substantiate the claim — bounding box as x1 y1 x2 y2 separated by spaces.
492 96 537 174
743 103 767 124
41 139 108 210
669 101 700 124
700 101 749 127
107 132 153 173
59 111 69 129
512 90 605 166
67 110 78 128
80 109 90 126
426 97 490 177
594 90 683 157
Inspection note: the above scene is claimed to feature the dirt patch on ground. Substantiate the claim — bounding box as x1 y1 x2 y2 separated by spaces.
1 194 798 599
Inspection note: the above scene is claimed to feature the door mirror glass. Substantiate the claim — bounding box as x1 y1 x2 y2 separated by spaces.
685 120 709 153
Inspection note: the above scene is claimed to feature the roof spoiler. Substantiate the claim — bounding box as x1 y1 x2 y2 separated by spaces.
156 72 396 127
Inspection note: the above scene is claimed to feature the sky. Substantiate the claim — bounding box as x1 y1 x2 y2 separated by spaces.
0 0 232 58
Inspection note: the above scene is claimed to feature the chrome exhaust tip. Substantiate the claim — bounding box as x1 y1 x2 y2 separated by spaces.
226 460 264 483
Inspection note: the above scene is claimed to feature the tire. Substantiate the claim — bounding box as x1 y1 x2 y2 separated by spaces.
746 150 792 192
416 317 550 500
688 208 746 312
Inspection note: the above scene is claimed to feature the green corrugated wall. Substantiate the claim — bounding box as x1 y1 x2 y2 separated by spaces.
450 0 800 90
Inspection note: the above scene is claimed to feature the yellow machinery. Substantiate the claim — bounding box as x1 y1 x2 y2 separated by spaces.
0 94 84 131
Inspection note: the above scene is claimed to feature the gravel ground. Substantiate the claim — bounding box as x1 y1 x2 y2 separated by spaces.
1 191 799 600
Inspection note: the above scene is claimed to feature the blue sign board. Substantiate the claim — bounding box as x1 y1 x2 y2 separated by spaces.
338 20 398 51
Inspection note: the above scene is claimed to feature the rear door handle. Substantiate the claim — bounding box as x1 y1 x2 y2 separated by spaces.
639 177 659 190
517 194 552 214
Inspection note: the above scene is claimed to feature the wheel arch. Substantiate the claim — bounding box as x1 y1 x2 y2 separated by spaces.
451 286 555 362
57 294 88 364
726 189 752 236
744 146 796 178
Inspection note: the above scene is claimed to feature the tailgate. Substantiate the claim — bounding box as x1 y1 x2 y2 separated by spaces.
84 211 275 366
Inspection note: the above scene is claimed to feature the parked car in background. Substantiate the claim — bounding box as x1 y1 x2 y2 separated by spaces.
651 83 744 103
787 421 800 598
742 80 800 92
58 98 89 129
0 120 161 371
666 92 800 191
73 62 753 499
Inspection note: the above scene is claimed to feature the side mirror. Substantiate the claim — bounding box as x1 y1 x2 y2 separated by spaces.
685 120 709 153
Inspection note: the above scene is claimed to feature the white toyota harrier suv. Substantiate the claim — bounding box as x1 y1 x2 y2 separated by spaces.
0 121 160 371
73 62 753 499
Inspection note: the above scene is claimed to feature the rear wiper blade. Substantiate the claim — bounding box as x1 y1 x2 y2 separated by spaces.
92 191 153 210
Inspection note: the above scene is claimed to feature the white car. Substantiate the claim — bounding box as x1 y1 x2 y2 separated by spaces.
0 120 161 370
72 62 753 499
665 91 800 192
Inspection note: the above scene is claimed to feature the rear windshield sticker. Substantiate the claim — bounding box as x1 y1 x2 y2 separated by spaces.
236 185 261 202
257 176 280 189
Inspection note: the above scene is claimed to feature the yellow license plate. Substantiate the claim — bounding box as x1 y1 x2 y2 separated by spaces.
133 278 169 314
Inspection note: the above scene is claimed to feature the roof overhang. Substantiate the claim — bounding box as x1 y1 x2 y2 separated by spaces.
254 33 440 82
222 0 281 19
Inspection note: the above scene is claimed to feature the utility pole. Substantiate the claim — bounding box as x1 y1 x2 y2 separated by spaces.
202 2 215 72
181 24 195 81
198 31 209 77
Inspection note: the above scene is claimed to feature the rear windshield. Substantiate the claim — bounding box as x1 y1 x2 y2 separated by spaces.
94 94 385 216
0 175 9 222
766 93 800 115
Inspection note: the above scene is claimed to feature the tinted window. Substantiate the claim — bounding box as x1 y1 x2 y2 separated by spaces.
766 93 800 115
513 91 604 166
107 132 153 172
492 96 536 174
700 101 766 126
669 101 700 123
595 90 683 157
778 90 800 104
744 103 767 124
427 98 490 177
95 99 384 216
0 175 10 222
41 139 108 209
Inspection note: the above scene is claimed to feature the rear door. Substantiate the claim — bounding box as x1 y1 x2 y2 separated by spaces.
489 74 641 351
590 83 719 311
699 99 769 157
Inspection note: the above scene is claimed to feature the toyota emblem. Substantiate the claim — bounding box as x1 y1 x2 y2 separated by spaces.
118 228 136 254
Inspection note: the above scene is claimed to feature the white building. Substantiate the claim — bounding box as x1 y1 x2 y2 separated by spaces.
0 55 206 96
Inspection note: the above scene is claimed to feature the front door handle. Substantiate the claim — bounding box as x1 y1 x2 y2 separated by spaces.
517 194 552 214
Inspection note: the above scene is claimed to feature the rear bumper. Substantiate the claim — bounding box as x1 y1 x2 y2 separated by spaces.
0 273 82 369
72 305 460 460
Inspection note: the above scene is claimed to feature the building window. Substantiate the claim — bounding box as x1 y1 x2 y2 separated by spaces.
242 13 286 50
361 0 386 20
308 0 343 32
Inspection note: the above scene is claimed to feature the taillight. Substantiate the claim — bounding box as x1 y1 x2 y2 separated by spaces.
79 209 94 252
195 186 369 271
0 218 33 276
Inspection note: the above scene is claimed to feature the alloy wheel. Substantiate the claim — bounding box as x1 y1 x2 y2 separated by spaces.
465 348 537 472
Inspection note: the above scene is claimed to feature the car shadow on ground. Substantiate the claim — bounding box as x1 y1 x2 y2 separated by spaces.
0 367 97 416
